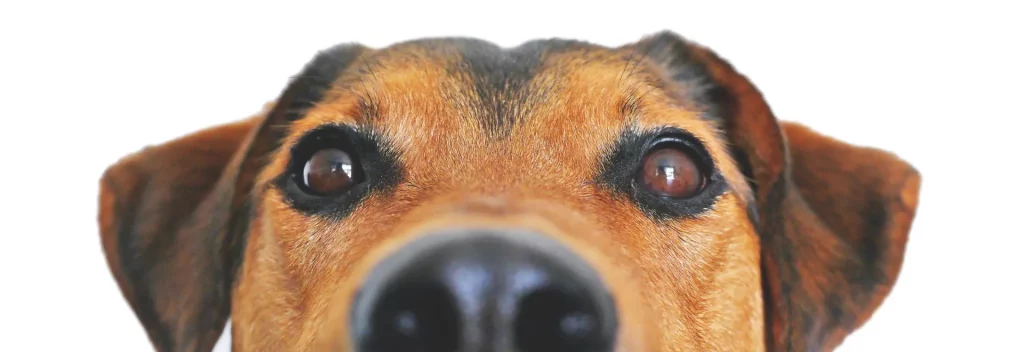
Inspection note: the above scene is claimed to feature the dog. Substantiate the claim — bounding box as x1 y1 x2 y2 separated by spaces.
97 31 921 351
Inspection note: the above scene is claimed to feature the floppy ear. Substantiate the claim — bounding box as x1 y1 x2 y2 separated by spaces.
97 44 369 352
98 112 267 352
633 32 921 351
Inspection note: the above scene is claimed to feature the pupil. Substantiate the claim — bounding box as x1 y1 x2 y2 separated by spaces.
560 311 596 338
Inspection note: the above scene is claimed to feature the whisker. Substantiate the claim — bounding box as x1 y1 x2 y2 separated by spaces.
618 43 640 86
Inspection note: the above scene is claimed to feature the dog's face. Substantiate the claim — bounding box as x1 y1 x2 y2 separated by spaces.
98 32 920 352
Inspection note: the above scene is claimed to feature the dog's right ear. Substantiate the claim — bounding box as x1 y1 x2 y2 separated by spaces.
629 31 920 351
97 44 368 352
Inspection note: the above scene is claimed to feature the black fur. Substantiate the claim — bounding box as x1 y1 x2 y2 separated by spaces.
633 31 731 125
448 38 588 136
284 44 369 122
853 201 888 291
111 176 175 350
759 172 793 350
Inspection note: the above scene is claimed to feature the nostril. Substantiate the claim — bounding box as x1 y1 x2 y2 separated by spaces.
352 230 618 351
364 282 460 352
515 287 612 352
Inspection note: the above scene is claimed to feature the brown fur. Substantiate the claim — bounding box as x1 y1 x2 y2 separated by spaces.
97 32 919 351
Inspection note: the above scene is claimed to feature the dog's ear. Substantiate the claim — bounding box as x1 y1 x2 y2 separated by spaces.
97 44 368 352
631 32 921 351
98 114 266 352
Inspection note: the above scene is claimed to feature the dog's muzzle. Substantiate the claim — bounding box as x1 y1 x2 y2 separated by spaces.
349 229 618 351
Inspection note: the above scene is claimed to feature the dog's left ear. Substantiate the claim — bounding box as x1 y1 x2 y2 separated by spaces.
630 32 922 351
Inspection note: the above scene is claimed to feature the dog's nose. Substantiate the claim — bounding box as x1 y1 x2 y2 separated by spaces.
349 229 617 352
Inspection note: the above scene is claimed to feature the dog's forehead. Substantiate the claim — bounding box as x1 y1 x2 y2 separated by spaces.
386 38 599 135
281 37 728 187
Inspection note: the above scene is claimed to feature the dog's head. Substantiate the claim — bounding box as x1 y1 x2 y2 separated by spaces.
98 31 920 352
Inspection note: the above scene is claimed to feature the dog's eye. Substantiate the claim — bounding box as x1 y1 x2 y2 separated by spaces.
636 141 706 199
280 126 400 216
300 148 361 195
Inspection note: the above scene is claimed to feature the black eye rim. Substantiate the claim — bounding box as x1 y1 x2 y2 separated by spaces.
275 124 403 217
634 134 712 199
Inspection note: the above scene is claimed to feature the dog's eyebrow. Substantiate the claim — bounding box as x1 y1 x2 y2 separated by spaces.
629 34 735 127
353 92 383 124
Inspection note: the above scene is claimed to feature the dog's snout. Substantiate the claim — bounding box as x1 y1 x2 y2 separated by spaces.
349 229 617 351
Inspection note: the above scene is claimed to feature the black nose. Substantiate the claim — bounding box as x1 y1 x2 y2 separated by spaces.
350 229 617 352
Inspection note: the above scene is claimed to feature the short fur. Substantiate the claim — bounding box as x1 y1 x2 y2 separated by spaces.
98 31 920 352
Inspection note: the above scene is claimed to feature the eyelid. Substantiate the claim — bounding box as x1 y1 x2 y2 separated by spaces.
644 130 716 170
290 126 354 162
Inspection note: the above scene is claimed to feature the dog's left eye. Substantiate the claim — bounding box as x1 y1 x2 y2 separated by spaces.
635 140 706 199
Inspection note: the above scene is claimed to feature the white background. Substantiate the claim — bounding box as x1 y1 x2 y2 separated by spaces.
1 1 1021 351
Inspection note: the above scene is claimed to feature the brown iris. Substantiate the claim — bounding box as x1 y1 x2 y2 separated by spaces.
302 148 357 195
637 147 705 199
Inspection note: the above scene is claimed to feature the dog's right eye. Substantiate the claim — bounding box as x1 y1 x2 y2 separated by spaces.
300 148 363 195
597 127 726 219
